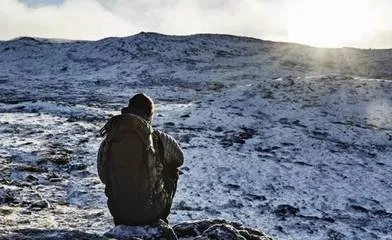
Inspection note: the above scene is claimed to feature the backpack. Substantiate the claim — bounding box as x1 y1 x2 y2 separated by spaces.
99 114 163 225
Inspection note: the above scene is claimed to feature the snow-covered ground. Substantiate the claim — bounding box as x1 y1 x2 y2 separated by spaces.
0 33 391 239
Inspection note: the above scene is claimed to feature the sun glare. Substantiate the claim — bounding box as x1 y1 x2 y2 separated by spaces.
287 0 375 48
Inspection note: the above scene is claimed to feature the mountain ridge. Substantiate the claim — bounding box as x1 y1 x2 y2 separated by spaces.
4 32 392 50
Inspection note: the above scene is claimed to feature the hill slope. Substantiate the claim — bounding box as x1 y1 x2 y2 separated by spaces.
0 33 391 239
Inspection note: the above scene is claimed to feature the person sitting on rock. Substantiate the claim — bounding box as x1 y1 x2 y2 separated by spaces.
97 93 184 226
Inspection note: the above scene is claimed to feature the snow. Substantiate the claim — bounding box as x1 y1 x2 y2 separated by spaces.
0 32 392 239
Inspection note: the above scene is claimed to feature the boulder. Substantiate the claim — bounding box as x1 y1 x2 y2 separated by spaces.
173 219 272 240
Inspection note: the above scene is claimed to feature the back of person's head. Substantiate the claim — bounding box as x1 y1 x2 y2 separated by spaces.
122 93 154 122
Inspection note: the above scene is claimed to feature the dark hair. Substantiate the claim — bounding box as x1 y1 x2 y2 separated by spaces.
122 93 154 122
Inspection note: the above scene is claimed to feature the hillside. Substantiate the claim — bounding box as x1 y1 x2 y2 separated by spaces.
0 32 391 239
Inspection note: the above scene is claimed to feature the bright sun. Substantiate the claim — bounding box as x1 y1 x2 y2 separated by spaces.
287 0 375 48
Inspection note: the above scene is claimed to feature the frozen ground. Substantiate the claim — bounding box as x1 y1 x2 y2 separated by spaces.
0 33 391 239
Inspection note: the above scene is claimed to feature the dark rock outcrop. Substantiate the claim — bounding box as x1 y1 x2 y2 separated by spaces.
173 219 272 240
105 219 273 240
1 219 272 240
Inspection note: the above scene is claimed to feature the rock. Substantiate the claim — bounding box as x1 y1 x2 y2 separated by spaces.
208 81 226 91
245 194 266 201
69 163 88 171
0 207 14 216
104 220 177 240
195 224 247 240
180 166 190 172
180 113 190 118
15 164 47 173
214 126 224 132
273 204 299 218
25 174 38 182
173 219 273 240
225 184 241 190
349 204 369 213
0 187 17 204
327 229 346 240
220 128 256 147
30 199 50 210
164 122 176 127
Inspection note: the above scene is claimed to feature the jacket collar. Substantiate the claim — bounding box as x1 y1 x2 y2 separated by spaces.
121 107 152 123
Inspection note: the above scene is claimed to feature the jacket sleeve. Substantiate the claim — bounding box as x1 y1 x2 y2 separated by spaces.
153 130 184 168
97 139 107 184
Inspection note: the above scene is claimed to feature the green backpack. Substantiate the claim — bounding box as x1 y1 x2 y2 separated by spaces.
98 114 166 225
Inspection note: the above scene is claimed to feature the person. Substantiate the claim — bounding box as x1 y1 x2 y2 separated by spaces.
97 93 184 226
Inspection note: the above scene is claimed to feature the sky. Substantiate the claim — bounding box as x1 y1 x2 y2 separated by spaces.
1 0 392 48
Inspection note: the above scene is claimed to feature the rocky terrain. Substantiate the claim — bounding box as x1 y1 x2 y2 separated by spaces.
0 32 391 239
4 219 273 240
